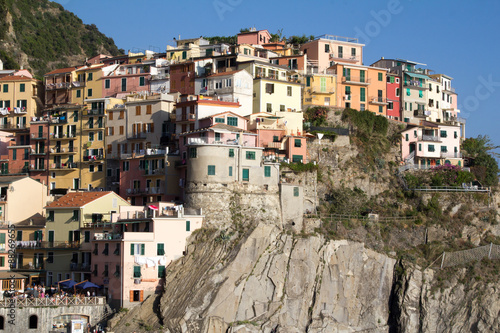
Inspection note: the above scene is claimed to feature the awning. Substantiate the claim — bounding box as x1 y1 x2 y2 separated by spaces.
405 72 430 80
148 205 158 210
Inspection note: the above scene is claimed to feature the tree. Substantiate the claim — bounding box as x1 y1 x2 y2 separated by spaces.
462 135 499 186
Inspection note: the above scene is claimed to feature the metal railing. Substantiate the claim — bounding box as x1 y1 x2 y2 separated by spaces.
369 97 388 104
342 76 371 84
45 82 71 90
439 243 500 268
421 135 440 142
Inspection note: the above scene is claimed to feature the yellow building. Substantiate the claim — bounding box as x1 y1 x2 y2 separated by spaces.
0 73 44 131
303 72 337 107
44 191 130 284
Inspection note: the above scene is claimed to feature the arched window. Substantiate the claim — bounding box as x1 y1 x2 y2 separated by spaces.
29 315 37 329
0 315 4 329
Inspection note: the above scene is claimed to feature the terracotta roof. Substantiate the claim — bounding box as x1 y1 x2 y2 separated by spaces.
0 75 35 82
45 191 113 208
45 67 79 76
15 213 46 228
198 110 249 121
208 70 244 78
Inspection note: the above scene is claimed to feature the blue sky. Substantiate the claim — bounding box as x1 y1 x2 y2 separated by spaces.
53 0 500 153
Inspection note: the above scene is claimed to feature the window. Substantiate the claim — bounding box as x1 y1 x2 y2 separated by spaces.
266 103 272 112
345 86 350 95
419 144 422 151
338 45 343 57
440 130 447 138
208 165 215 175
215 118 224 123
227 117 238 127
158 265 165 278
360 87 365 102
292 155 303 163
454 131 458 139
16 230 22 241
84 231 90 243
287 86 292 96
130 243 145 255
72 210 79 221
293 187 299 197
98 131 103 141
229 148 234 157
121 78 127 92
378 73 383 81
105 79 110 89
189 147 197 158
280 105 285 111
246 151 256 160
89 165 95 173
379 106 383 113
265 83 274 94
351 48 356 56
186 220 190 231
123 161 130 171
103 243 109 255
264 166 271 177
88 72 93 81
133 266 141 278
24 148 29 160
87 88 93 97
306 76 311 87
242 168 249 181
388 102 393 110
325 44 330 53
396 88 400 97
2 84 7 93
406 88 410 96
360 70 365 83
114 243 120 255
76 89 81 98
12 150 16 160
89 132 94 141
294 139 301 147
157 243 165 255
441 146 448 153
229 166 232 177
419 90 423 98
29 315 38 329
428 145 435 152
139 77 145 86
19 83 25 92
405 134 409 141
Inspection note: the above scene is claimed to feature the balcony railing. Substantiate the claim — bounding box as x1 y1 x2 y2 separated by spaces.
31 133 47 140
126 188 147 195
31 149 46 155
83 155 104 162
16 240 79 249
145 187 163 194
420 135 440 142
440 152 462 159
341 76 371 85
50 147 78 154
0 123 27 130
404 80 427 89
145 168 165 176
127 132 147 140
414 110 431 117
11 263 44 270
369 97 388 104
52 132 76 139
46 82 71 90
85 109 105 116
176 113 196 121
50 162 78 170
49 116 68 124
188 137 253 146
94 233 122 241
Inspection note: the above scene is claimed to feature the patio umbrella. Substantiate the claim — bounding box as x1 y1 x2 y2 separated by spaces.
58 279 76 288
75 281 100 289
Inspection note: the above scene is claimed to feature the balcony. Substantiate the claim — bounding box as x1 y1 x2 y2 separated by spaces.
187 137 254 147
440 151 462 159
12 107 27 114
84 109 105 116
50 147 78 154
0 296 106 307
11 263 44 271
82 155 104 162
31 149 46 156
369 97 389 105
151 73 170 80
71 81 85 88
176 113 196 122
414 110 431 118
127 132 147 140
265 141 283 149
145 168 165 176
404 80 427 89
30 165 46 172
49 116 68 124
52 132 77 140
94 233 122 241
31 133 48 140
126 188 147 195
443 86 456 93
420 135 440 142
82 122 104 131
45 82 71 90
341 76 370 85
16 240 79 249
145 187 163 194
50 162 78 170
0 123 28 131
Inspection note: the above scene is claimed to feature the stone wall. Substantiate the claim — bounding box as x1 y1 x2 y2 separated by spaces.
184 182 282 229
0 301 108 333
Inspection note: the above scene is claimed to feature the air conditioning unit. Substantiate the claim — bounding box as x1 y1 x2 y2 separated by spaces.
134 278 141 284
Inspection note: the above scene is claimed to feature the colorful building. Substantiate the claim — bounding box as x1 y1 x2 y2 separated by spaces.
386 73 401 120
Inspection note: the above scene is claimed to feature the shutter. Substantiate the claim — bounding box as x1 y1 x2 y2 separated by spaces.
142 123 146 132
69 231 73 242
141 244 145 255
0 233 5 244
140 290 144 302
130 243 134 255
151 123 154 132
130 290 134 301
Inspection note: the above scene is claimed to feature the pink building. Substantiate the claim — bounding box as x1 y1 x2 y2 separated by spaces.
102 63 150 97
401 121 463 168
90 204 203 308
386 73 401 120
237 29 272 45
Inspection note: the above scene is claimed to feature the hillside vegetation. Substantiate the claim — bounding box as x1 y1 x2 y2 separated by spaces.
0 0 122 77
